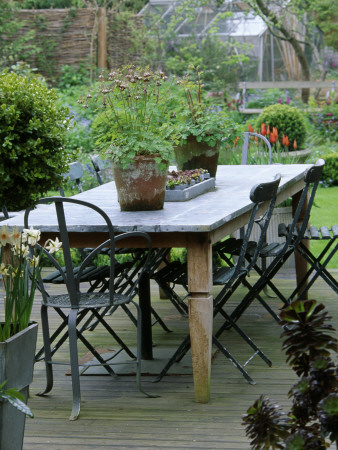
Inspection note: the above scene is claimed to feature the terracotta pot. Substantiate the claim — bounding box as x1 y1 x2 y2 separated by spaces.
174 135 220 178
113 155 169 211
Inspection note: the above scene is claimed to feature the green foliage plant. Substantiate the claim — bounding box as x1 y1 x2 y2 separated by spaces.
87 65 176 170
168 65 237 147
255 104 307 152
0 225 62 341
0 380 33 418
0 71 73 211
321 153 338 186
242 299 338 449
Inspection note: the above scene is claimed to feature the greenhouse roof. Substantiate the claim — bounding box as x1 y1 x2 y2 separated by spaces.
138 0 267 38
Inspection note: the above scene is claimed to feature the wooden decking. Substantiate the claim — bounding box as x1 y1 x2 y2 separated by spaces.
23 270 337 449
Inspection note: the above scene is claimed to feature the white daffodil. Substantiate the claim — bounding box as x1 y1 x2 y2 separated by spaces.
29 255 40 268
0 263 9 276
22 227 41 246
45 237 62 254
10 227 22 246
0 226 11 246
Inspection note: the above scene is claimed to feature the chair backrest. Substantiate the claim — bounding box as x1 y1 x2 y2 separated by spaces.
59 162 84 196
231 173 281 281
91 155 113 185
1 205 9 220
241 132 273 165
285 159 325 249
24 197 117 306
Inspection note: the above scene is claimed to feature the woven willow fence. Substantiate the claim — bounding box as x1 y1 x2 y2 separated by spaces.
11 8 142 78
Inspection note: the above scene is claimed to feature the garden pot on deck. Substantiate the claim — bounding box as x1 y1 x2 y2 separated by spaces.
113 155 169 211
0 322 38 450
174 136 220 178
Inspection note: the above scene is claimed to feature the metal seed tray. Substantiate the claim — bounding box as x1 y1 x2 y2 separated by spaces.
164 177 215 202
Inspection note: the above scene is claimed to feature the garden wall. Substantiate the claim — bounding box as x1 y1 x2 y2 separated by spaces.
10 8 142 79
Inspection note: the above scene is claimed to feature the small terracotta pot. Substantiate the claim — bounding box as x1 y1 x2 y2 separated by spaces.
174 135 220 178
113 155 169 211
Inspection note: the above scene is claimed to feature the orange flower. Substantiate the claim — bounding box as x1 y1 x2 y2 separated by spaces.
293 139 297 149
248 124 254 133
270 134 276 144
285 136 289 147
234 136 240 145
273 127 278 140
261 123 267 135
282 135 286 146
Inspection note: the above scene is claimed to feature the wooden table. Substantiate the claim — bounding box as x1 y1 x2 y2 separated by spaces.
3 164 312 403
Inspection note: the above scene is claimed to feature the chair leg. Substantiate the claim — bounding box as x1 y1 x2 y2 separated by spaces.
134 302 159 398
212 336 255 385
292 241 338 298
37 304 54 396
153 335 191 382
68 309 81 421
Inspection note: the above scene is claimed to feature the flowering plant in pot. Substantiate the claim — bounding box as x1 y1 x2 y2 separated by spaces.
87 65 177 211
168 65 237 178
0 225 61 450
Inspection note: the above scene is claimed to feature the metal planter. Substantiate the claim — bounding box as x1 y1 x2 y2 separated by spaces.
0 322 38 450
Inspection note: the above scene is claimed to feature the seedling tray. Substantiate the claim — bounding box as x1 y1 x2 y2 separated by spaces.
165 177 215 202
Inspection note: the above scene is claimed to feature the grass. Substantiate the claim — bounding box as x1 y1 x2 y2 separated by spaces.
309 186 338 268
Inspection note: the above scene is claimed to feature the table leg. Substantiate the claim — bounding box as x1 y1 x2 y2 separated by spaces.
292 190 310 299
138 271 153 360
187 234 213 403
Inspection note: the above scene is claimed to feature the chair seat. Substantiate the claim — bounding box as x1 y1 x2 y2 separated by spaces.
43 265 110 284
43 291 130 308
213 266 246 285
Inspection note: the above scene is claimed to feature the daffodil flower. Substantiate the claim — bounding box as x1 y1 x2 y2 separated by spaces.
0 226 11 246
45 237 62 254
22 227 41 246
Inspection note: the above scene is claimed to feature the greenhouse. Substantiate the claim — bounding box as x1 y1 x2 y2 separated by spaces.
138 0 315 81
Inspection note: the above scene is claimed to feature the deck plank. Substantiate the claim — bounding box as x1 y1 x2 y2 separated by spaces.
22 270 337 449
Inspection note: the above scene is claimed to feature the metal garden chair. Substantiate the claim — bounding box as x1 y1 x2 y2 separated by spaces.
91 154 114 185
285 224 338 299
151 132 273 317
59 161 84 196
214 159 326 340
24 197 158 420
153 174 281 384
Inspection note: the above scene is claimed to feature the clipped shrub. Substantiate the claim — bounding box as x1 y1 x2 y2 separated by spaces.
255 104 307 151
0 71 73 211
322 153 338 186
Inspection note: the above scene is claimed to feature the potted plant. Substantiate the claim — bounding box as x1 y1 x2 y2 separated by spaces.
0 70 73 213
88 65 177 211
168 66 237 178
242 299 338 449
0 225 61 450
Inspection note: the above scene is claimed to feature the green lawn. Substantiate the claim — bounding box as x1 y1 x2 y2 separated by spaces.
309 186 338 268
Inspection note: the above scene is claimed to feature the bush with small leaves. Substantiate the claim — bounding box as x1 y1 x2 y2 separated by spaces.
322 152 338 186
255 104 307 152
0 71 73 211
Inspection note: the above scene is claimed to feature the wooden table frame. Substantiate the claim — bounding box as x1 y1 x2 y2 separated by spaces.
3 165 311 403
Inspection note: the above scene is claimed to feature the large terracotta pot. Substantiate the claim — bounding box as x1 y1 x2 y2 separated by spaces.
174 135 220 178
113 155 169 211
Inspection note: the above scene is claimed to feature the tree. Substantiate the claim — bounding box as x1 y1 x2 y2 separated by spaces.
235 0 337 102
